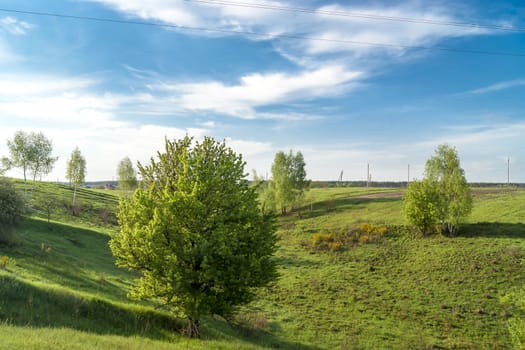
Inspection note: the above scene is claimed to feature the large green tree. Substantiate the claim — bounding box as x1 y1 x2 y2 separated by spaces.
65 147 86 207
116 156 137 192
405 144 472 235
269 150 309 215
2 131 57 192
110 136 278 337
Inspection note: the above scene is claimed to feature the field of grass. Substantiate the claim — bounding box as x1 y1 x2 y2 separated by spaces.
1 181 524 349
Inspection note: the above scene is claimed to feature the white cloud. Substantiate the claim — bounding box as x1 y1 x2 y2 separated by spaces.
467 79 525 94
0 75 181 124
155 65 361 118
224 137 273 156
0 73 279 181
295 4 489 56
79 1 502 124
0 77 94 96
0 17 33 35
86 0 494 64
88 0 201 26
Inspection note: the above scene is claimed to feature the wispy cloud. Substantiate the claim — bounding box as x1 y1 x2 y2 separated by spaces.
0 17 33 35
87 0 494 64
154 65 361 119
81 0 502 123
466 79 525 95
0 73 279 181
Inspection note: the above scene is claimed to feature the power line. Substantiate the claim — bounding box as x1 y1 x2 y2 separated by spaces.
183 0 525 33
1 7 524 57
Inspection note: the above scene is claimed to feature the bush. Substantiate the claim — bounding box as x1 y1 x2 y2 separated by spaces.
0 255 9 269
0 178 25 244
310 232 344 252
309 223 388 252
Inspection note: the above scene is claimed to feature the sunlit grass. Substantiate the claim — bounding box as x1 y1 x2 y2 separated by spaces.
0 182 524 349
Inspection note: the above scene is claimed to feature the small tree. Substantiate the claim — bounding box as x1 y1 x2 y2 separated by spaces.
425 144 472 234
110 136 278 337
28 132 58 185
269 150 309 215
65 147 86 208
404 144 472 236
117 156 137 192
2 131 57 193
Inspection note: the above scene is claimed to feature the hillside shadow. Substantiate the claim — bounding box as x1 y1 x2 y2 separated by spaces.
8 218 133 300
461 222 525 239
0 274 182 340
0 275 320 349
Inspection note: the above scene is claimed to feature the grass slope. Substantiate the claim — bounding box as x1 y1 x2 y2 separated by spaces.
1 181 524 349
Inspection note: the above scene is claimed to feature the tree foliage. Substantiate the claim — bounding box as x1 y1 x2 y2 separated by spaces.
110 136 278 337
404 179 442 236
2 131 57 190
405 144 472 235
66 147 86 207
268 150 309 215
117 157 137 191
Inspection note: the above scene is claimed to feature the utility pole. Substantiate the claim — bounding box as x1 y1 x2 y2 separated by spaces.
407 164 410 185
367 163 369 189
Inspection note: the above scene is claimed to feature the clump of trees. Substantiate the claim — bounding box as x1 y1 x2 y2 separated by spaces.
110 136 278 337
116 156 137 192
404 144 472 236
1 131 57 193
66 147 86 209
0 178 25 245
255 150 309 215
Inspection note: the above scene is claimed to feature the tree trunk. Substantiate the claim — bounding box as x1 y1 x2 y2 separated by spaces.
72 185 77 207
23 167 27 195
31 172 37 193
183 319 200 338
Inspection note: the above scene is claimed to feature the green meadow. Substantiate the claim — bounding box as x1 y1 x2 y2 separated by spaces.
1 181 524 349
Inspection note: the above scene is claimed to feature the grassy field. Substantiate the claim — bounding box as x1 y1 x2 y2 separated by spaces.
1 181 524 349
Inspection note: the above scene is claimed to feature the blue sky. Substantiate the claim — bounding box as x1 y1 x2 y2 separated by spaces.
0 0 524 182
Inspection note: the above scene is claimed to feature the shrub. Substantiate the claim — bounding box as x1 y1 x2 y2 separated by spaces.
0 255 9 270
310 232 344 252
309 223 389 252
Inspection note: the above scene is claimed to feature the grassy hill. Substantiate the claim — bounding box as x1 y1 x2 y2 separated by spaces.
1 181 524 349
